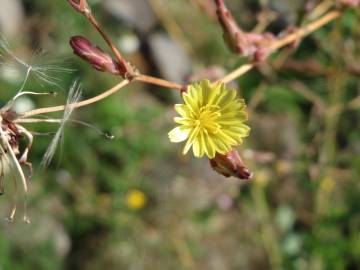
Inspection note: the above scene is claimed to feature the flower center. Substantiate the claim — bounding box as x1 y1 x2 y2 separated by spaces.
193 105 221 134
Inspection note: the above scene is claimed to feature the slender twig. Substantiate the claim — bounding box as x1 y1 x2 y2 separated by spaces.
136 74 183 90
270 11 340 51
220 63 254 84
221 11 341 84
85 12 133 77
83 1 189 86
82 2 184 87
306 0 334 22
21 79 130 118
20 74 185 118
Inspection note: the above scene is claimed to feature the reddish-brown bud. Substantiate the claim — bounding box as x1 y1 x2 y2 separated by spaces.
70 36 120 75
210 150 253 180
214 0 243 54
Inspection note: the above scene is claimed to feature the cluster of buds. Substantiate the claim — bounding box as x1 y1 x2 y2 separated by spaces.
214 0 276 61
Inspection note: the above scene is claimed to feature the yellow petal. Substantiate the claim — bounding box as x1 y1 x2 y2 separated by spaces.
182 139 193 155
206 82 221 105
168 127 190 143
174 104 190 117
183 93 198 114
192 140 201 157
174 117 189 125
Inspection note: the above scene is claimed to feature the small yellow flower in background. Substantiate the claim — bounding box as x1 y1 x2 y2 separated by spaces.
320 176 335 193
168 80 250 158
126 189 147 210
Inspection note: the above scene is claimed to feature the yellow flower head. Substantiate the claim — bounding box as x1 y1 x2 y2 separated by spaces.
126 189 147 210
168 80 250 158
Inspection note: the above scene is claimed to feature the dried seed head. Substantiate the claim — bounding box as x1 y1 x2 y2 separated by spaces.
0 36 73 92
210 149 253 180
0 114 31 223
70 36 121 75
41 80 82 167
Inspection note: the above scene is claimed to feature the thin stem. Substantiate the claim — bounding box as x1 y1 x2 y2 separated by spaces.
16 118 112 138
21 74 182 119
86 13 131 75
269 11 341 51
306 0 334 22
21 79 130 118
16 67 31 96
221 63 254 84
135 74 183 90
79 2 184 88
16 118 62 124
221 11 341 84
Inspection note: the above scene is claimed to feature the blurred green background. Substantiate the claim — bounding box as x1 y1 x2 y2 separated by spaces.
0 0 360 269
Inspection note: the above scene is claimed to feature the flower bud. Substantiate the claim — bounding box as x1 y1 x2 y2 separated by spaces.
70 36 120 75
210 150 253 180
214 0 243 54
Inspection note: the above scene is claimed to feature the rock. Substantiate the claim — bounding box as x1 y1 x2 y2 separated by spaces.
269 0 303 28
102 0 157 34
251 113 301 159
148 33 191 84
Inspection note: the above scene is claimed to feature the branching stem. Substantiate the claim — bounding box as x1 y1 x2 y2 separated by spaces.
221 10 341 84
22 79 129 117
22 10 341 118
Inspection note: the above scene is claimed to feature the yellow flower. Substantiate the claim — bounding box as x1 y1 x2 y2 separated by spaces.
168 80 250 158
126 189 147 210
